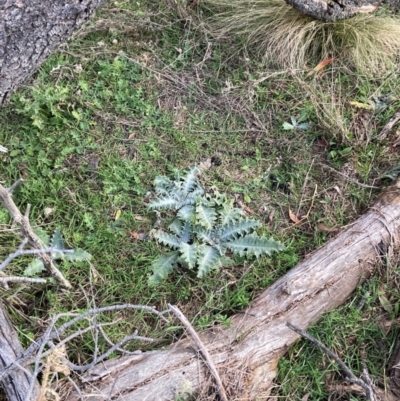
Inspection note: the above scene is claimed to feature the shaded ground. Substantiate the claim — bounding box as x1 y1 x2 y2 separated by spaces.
0 0 400 399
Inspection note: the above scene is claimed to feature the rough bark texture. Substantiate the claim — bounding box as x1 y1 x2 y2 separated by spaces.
0 302 40 401
388 335 400 398
0 0 107 105
283 0 398 21
68 181 400 400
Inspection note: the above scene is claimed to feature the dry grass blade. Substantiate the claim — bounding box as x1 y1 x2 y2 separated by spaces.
295 75 351 141
207 0 400 74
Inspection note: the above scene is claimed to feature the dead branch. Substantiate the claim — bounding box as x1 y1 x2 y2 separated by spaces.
169 304 228 401
0 180 72 289
0 302 170 401
0 276 47 287
0 302 41 401
379 109 400 139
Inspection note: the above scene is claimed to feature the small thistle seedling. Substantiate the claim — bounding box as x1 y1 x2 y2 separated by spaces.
148 166 285 286
24 228 92 277
282 116 310 131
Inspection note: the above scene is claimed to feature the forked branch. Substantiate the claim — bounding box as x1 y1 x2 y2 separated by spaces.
0 179 72 289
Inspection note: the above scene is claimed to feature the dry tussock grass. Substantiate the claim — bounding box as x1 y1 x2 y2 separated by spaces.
208 0 400 74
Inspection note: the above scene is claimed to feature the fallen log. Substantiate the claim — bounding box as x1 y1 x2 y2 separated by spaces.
71 181 400 401
0 302 40 401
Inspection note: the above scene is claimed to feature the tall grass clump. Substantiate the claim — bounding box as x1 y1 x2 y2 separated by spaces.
207 0 400 74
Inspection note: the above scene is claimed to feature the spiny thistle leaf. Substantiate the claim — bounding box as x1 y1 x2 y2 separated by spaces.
153 231 181 249
212 191 228 206
177 205 195 220
180 243 197 269
149 251 179 286
154 176 175 194
168 220 192 242
169 219 183 236
24 259 45 276
213 243 228 256
64 249 92 262
227 233 285 257
148 196 179 210
219 207 244 226
190 186 205 199
196 204 217 229
50 228 64 249
179 220 192 243
34 227 50 247
219 219 260 242
50 228 65 259
181 166 201 194
194 228 214 244
196 245 221 277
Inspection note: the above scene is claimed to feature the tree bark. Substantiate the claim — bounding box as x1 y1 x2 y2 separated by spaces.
0 302 40 401
0 0 107 106
283 0 397 21
70 181 400 400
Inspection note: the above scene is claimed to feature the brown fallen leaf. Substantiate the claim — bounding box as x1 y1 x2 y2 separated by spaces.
289 209 301 224
317 222 339 233
307 58 336 76
268 210 275 223
127 231 146 241
243 205 256 215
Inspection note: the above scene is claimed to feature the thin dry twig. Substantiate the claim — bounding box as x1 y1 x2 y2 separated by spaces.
0 276 46 287
0 244 73 272
379 109 400 139
318 163 380 189
1 303 170 401
168 304 228 401
297 158 315 217
1 304 170 381
286 322 377 401
0 180 72 289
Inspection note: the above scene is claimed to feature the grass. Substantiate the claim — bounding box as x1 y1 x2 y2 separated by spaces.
0 0 400 399
207 0 400 74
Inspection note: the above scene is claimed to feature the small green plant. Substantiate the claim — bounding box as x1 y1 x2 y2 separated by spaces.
282 115 310 131
148 166 285 285
24 228 92 277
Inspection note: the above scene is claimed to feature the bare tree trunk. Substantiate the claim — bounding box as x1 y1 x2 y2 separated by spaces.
0 0 107 106
283 0 398 21
71 181 400 400
0 302 40 401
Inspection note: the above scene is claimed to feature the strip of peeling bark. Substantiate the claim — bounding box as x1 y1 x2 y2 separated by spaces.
283 0 381 21
0 0 107 105
0 302 40 401
71 181 400 400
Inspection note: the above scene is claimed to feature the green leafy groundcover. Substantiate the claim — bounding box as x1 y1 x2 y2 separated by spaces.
148 166 285 285
24 228 92 277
